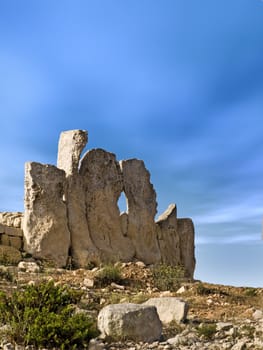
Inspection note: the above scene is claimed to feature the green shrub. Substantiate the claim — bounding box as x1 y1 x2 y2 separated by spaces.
152 264 185 291
95 264 122 287
0 281 98 349
196 323 217 340
244 287 257 297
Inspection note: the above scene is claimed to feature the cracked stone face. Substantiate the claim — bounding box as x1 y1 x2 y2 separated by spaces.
21 129 195 273
79 149 135 262
120 159 161 265
23 162 70 267
156 204 181 267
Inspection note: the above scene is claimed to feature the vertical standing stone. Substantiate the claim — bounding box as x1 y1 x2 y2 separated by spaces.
120 159 161 264
23 162 70 267
57 129 88 176
79 149 135 262
177 218 195 278
57 129 100 267
156 204 181 266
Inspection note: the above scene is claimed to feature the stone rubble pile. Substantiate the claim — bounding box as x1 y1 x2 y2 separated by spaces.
0 262 262 350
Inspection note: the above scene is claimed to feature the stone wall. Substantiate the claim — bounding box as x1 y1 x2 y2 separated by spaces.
0 212 24 250
1 130 196 278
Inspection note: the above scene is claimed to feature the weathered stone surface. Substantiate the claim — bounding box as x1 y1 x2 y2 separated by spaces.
98 303 162 342
0 245 21 264
177 219 195 279
120 159 161 265
66 174 100 267
18 261 40 273
0 212 23 228
144 297 188 324
57 130 100 267
156 204 181 266
57 129 88 176
79 149 135 262
0 224 23 237
8 236 23 250
1 129 195 275
23 162 70 267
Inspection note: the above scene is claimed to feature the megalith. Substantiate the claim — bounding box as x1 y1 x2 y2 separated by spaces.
79 149 135 262
57 129 87 176
19 129 195 275
156 204 181 266
23 162 70 267
120 159 161 264
57 130 100 267
177 218 195 278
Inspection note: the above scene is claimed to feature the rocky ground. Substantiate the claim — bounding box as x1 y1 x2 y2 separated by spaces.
0 261 262 350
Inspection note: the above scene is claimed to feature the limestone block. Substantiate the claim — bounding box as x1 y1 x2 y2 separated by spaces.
66 174 100 267
1 234 10 246
156 204 181 266
57 129 87 176
120 159 161 264
98 303 162 342
23 162 70 267
0 245 22 264
0 212 23 227
18 261 40 273
144 297 188 324
0 224 4 233
9 236 23 250
3 226 23 237
79 149 135 262
177 218 195 279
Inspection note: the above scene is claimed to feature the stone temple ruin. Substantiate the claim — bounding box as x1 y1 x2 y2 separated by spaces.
0 130 195 278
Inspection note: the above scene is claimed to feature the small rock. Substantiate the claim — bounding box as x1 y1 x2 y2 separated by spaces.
28 280 35 286
253 309 263 320
159 291 173 297
231 341 247 350
83 278 94 288
18 261 40 273
88 338 105 350
3 344 15 350
216 322 233 331
111 282 125 290
176 286 186 294
135 261 146 268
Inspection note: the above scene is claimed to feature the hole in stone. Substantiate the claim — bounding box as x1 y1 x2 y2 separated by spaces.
118 191 128 214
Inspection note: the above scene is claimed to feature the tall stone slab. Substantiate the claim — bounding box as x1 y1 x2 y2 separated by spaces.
120 159 161 264
156 204 181 266
23 162 70 267
177 218 195 279
79 149 135 262
57 130 100 267
57 129 87 176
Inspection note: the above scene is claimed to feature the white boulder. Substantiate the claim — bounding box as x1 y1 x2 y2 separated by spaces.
97 303 162 342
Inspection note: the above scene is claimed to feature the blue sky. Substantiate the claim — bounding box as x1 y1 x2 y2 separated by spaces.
1 0 263 286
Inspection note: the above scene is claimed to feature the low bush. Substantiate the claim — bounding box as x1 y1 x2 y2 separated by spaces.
196 323 217 340
0 281 98 349
152 264 185 291
95 263 123 287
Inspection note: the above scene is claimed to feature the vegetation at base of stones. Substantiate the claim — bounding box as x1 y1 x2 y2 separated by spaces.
152 264 186 291
0 246 22 265
0 266 14 282
95 263 123 287
0 281 98 349
196 323 217 340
